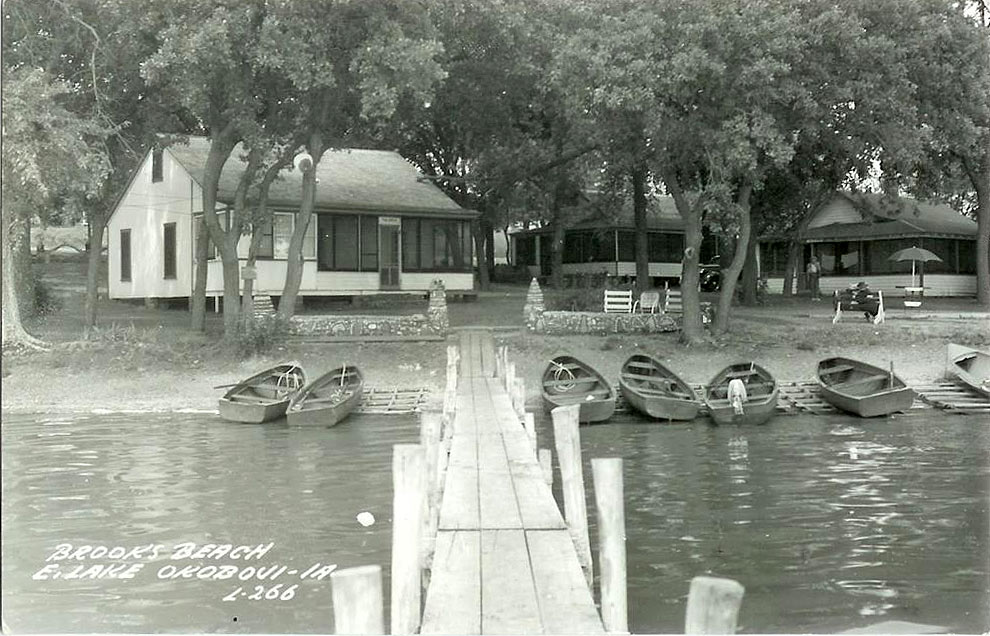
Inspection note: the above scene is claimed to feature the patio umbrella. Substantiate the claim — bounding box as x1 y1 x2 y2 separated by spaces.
888 246 942 287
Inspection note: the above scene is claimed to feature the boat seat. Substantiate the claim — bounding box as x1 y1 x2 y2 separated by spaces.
819 365 855 376
833 374 890 389
724 369 759 379
624 361 657 370
228 394 275 403
544 377 601 387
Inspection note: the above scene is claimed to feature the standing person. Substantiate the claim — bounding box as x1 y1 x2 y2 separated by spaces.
807 255 821 300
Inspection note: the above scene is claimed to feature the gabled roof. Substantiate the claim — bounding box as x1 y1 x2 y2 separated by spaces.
512 196 685 235
168 136 472 216
801 192 976 242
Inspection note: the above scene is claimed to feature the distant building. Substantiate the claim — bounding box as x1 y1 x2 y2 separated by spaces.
107 136 478 305
509 197 716 283
759 192 978 297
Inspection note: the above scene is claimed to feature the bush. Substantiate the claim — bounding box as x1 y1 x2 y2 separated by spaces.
231 313 290 357
492 263 532 284
31 276 62 317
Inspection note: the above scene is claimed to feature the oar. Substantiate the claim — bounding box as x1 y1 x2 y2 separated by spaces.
889 361 894 389
213 382 239 390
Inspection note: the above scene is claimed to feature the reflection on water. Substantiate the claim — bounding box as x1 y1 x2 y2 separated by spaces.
539 412 990 634
2 410 989 634
2 412 419 634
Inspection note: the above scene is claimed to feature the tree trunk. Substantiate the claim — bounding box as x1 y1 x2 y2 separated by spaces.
472 223 490 291
191 216 208 331
713 184 753 335
975 148 990 308
739 231 759 305
480 216 495 290
84 212 107 330
632 165 650 292
219 233 242 333
198 125 240 333
661 164 704 344
1 212 47 349
279 135 323 320
782 240 800 297
550 215 565 289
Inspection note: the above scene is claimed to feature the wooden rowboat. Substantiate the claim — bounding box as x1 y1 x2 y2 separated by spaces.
947 343 990 398
218 362 307 423
287 365 364 427
816 357 915 417
704 362 778 425
619 354 700 421
542 355 617 423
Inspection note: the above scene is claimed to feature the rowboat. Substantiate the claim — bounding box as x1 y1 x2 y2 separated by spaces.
946 343 990 398
703 362 778 425
218 362 307 423
619 354 700 421
287 365 364 427
816 357 914 417
542 355 617 423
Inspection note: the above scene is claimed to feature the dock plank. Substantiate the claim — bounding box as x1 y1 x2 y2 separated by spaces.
421 530 481 635
511 472 567 530
481 530 543 634
439 466 479 530
479 469 523 529
527 530 605 634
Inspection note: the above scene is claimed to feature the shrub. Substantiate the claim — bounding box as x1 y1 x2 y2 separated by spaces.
31 276 62 317
492 263 532 284
231 313 290 357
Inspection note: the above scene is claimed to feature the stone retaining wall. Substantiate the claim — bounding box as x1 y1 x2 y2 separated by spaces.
522 278 680 334
289 279 449 340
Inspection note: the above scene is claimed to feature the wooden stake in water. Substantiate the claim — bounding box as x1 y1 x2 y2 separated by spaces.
684 575 745 635
539 448 553 487
551 404 593 588
391 444 425 635
523 412 537 452
592 458 627 634
420 410 443 573
331 565 384 634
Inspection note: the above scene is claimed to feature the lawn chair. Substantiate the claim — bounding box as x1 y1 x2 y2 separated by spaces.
633 290 661 314
663 281 683 315
603 289 633 313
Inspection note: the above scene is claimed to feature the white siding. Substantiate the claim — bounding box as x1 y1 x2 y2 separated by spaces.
108 149 201 299
808 196 861 229
765 274 977 297
205 260 474 295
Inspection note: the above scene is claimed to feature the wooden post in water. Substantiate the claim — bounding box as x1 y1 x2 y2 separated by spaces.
420 409 443 580
684 576 745 635
551 404 594 588
539 448 553 487
592 458 627 634
506 361 516 396
523 412 537 453
513 377 526 415
331 565 384 634
391 444 425 635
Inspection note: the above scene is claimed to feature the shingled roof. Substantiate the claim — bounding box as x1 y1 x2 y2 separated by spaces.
800 192 976 242
512 195 685 234
167 136 473 216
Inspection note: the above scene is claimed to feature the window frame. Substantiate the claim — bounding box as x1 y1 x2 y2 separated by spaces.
163 222 177 279
119 229 132 282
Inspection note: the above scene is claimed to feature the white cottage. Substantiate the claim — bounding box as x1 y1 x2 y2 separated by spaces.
107 136 478 306
759 192 979 297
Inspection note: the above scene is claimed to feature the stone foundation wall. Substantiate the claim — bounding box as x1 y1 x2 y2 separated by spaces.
522 278 680 334
289 279 449 340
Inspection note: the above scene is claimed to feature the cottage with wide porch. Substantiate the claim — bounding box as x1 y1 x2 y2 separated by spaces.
509 197 717 285
759 192 979 298
107 136 478 308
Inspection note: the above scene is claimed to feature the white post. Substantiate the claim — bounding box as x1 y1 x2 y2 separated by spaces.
551 404 593 588
684 576 745 635
331 565 384 635
523 412 537 453
420 410 443 574
592 458 627 634
539 448 553 487
391 444 425 635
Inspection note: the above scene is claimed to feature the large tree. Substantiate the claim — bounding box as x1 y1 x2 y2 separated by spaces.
1 67 113 348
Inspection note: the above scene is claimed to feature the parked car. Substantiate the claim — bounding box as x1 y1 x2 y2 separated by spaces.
680 264 721 292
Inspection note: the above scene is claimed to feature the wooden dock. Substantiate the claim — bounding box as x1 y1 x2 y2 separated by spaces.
420 330 605 635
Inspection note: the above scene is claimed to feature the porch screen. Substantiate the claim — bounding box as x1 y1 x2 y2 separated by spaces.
317 213 373 271
400 218 473 272
648 232 684 262
163 222 176 279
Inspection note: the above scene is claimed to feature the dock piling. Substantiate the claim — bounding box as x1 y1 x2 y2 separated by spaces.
684 575 745 635
330 565 384 635
551 404 594 589
420 410 444 576
539 449 553 487
592 458 628 634
523 412 537 452
391 444 426 635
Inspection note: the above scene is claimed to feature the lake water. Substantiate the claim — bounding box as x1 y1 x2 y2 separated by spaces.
2 410 988 634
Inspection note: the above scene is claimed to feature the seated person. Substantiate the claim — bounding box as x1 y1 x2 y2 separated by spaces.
853 282 879 320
